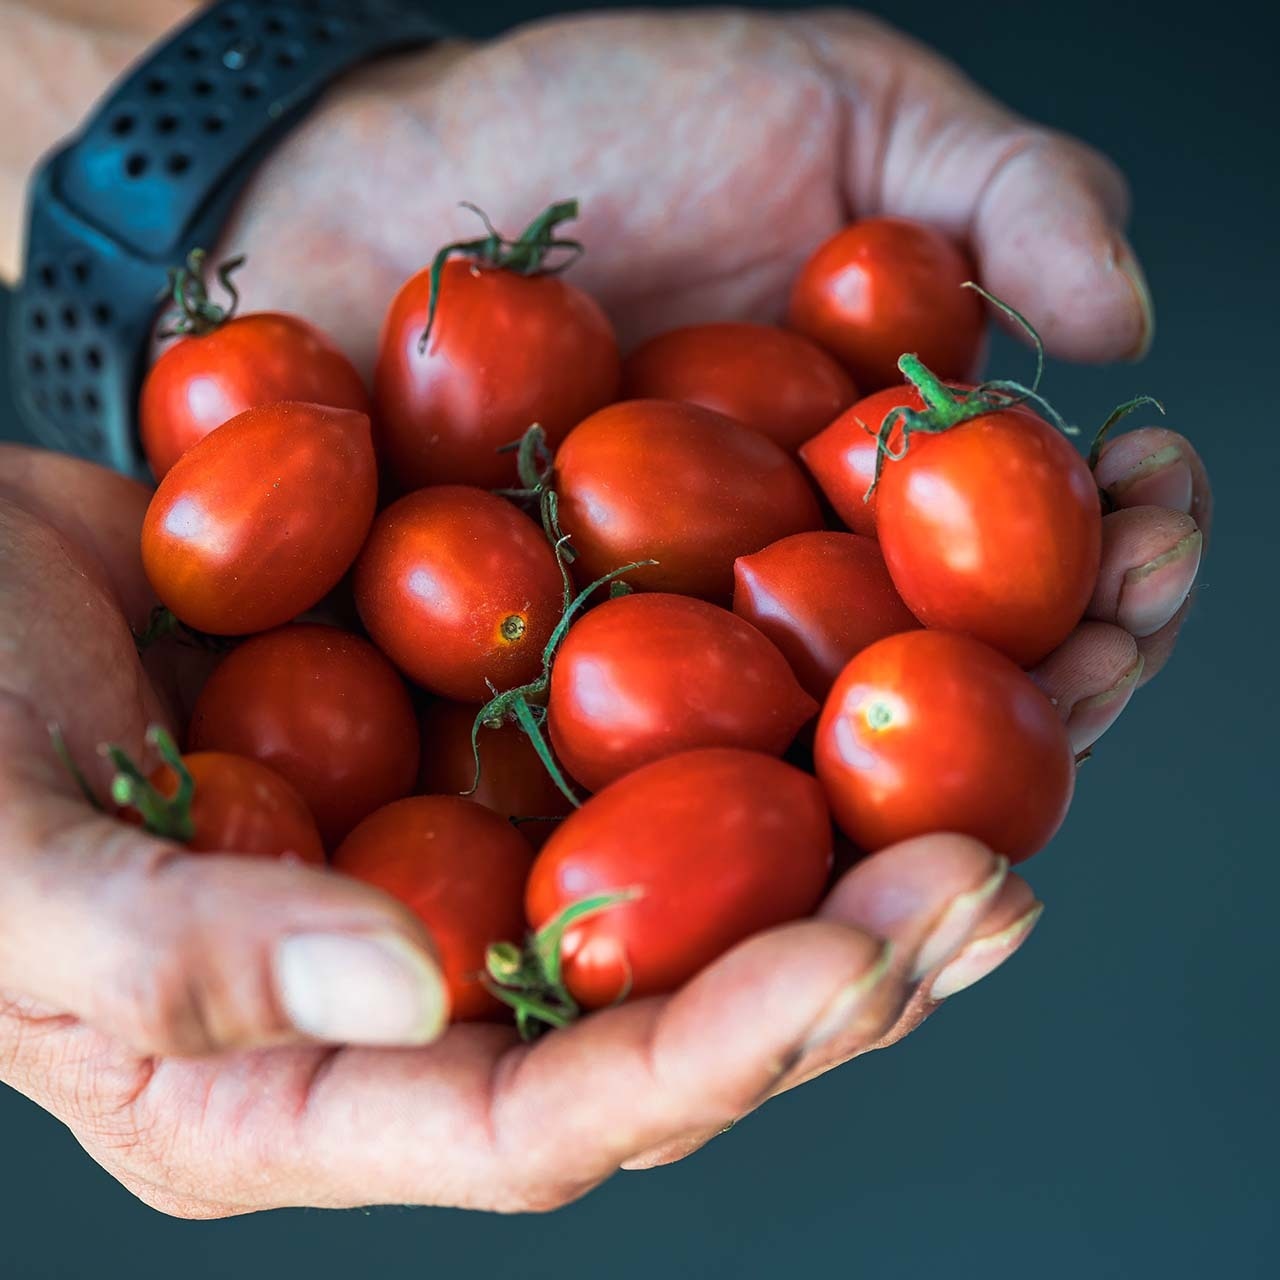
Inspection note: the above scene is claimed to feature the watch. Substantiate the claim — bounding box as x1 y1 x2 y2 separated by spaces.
9 0 445 477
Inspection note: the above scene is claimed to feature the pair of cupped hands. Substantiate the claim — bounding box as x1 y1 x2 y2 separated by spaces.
0 11 1209 1216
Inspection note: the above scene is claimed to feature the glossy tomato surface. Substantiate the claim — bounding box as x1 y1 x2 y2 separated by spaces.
621 322 857 452
548 592 817 791
374 259 620 491
527 748 832 1008
732 532 920 701
333 795 534 1021
140 313 369 480
141 402 377 635
814 631 1074 862
876 405 1101 666
188 624 419 847
419 699 574 848
354 486 563 700
554 400 823 603
787 217 985 392
151 752 325 863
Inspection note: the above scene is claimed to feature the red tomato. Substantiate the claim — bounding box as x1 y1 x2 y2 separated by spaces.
815 631 1074 862
141 402 376 635
188 624 419 847
333 796 534 1021
141 314 369 480
877 403 1101 666
732 532 920 701
374 259 619 490
621 322 857 453
547 593 817 792
419 700 574 848
787 217 985 392
354 486 563 700
554 400 823 603
526 749 833 1007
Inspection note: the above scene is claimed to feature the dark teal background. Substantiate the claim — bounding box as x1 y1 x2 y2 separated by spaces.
2 1 1276 1275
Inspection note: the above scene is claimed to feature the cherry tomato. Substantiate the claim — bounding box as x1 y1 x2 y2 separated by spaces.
621 322 857 453
141 314 369 481
526 748 833 1007
554 399 823 603
141 402 377 636
732 532 920 701
188 624 420 847
354 486 563 700
419 700 574 848
814 631 1074 862
787 217 985 392
333 795 534 1021
547 592 817 792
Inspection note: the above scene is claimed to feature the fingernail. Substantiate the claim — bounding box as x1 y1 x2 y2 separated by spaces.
1117 241 1155 361
1117 529 1203 636
800 941 895 1055
274 931 449 1046
1107 445 1193 514
910 857 1009 980
929 903 1044 1001
1064 654 1145 753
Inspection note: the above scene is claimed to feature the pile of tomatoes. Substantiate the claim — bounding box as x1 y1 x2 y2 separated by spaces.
113 202 1109 1033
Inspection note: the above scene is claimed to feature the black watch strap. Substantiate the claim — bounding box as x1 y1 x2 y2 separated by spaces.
11 0 445 476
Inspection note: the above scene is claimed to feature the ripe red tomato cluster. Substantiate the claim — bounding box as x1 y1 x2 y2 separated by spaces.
113 203 1103 1032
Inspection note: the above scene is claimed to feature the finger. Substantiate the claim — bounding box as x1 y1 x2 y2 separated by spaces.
1093 427 1214 543
1032 621 1142 754
1089 506 1203 638
1135 592 1197 686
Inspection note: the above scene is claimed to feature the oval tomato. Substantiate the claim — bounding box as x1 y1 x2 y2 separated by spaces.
732 532 920 701
188 624 419 847
554 399 823 602
526 748 833 1007
354 486 563 700
621 322 857 452
333 795 534 1021
141 402 377 635
547 592 817 792
419 699 574 848
141 313 369 480
787 217 985 392
814 631 1074 862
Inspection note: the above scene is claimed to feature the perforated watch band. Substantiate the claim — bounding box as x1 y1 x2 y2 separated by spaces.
10 0 445 476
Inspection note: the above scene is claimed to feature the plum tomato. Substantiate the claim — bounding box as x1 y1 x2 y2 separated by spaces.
140 402 377 636
814 631 1075 863
373 203 620 491
353 486 563 701
547 592 817 792
332 795 534 1021
525 748 833 1008
188 624 420 847
554 399 823 603
732 532 920 701
787 216 985 392
621 322 857 452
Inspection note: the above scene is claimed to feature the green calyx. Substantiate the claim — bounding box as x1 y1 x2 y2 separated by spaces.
158 248 244 339
417 198 584 354
103 725 196 843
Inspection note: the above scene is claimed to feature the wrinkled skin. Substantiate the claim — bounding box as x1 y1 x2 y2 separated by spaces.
0 7 1208 1217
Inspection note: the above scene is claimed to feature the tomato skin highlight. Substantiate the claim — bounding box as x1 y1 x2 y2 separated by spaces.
814 631 1074 863
333 795 534 1021
621 322 857 453
547 593 817 792
787 216 985 392
527 748 832 1007
374 258 620 491
140 313 369 480
554 399 823 603
876 406 1101 667
140 402 377 636
732 532 920 702
188 624 420 848
353 486 563 701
